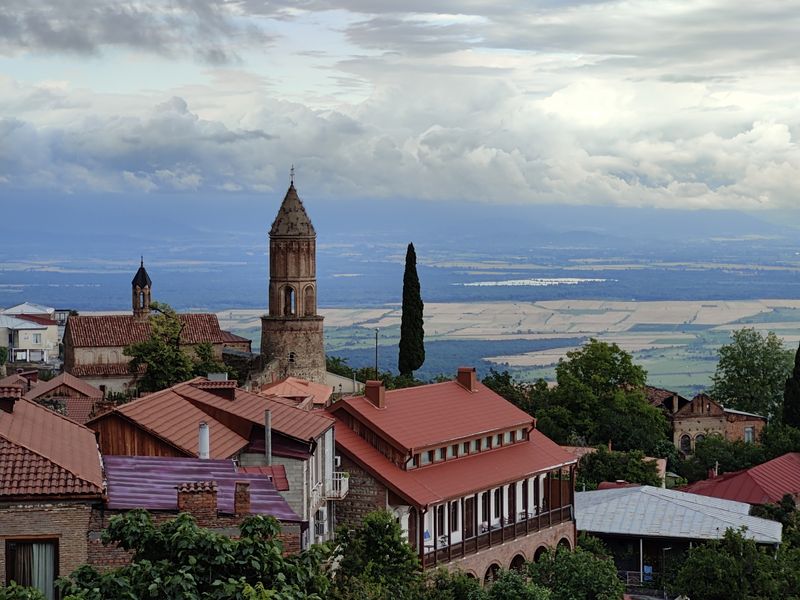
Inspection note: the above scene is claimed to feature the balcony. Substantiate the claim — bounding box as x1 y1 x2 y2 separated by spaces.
421 505 573 568
326 472 349 500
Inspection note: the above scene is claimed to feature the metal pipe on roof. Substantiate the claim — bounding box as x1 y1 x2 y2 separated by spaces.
198 422 210 459
265 409 272 466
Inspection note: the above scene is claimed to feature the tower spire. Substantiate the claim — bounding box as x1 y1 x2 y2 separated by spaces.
290 164 295 186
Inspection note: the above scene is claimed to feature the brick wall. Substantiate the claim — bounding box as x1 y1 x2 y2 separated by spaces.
725 415 766 443
0 501 95 581
334 455 387 529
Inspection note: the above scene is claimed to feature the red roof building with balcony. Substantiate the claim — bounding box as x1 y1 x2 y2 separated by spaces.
327 367 577 582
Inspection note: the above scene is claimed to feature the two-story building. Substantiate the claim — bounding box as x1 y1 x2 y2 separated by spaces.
327 367 577 583
673 393 767 454
86 376 347 547
0 313 59 366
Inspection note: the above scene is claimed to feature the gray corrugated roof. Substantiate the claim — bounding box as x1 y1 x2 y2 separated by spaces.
576 486 781 544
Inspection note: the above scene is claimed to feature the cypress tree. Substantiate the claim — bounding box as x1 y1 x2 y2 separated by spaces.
398 242 425 376
784 342 800 427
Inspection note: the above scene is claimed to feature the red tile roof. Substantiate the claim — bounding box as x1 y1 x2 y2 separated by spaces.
238 465 290 491
24 372 103 401
334 421 574 508
220 330 252 343
334 380 534 451
0 385 24 399
15 314 58 326
0 374 30 388
65 313 224 348
69 363 146 377
260 377 333 407
103 389 249 459
0 398 103 498
182 383 334 442
682 453 800 505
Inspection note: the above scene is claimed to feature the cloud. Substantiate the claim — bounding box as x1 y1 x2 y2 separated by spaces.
0 0 270 63
3 1 800 211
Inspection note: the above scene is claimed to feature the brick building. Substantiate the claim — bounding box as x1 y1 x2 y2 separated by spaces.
0 384 104 599
673 393 766 454
327 367 577 583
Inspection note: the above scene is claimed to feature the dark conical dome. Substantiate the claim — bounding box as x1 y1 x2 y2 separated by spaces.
132 258 152 288
270 183 316 237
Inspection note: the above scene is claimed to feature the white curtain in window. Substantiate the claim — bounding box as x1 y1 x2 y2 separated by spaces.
31 542 55 600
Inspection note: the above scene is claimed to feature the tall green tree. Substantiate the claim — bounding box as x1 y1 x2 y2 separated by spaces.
398 243 425 376
784 342 800 428
192 342 227 378
125 302 194 392
577 446 663 489
710 328 793 419
528 546 623 600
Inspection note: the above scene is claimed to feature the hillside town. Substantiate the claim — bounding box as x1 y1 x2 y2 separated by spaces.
2 183 800 600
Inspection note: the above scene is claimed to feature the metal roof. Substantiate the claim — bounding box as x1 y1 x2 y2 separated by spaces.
2 302 54 315
576 486 782 544
104 455 301 522
0 315 46 330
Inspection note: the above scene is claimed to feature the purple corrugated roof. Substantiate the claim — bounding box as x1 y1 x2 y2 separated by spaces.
103 455 301 522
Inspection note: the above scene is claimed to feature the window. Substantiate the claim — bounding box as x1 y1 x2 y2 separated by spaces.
474 439 482 452
284 286 296 316
451 444 459 457
695 434 706 445
463 441 470 455
744 427 755 443
5 540 57 600
427 450 435 464
450 502 459 532
420 452 431 466
436 505 446 535
481 492 490 524
496 434 503 447
509 430 516 443
288 351 296 364
33 333 42 344
485 436 492 449
412 454 420 467
437 448 446 461
493 488 501 519
680 434 691 454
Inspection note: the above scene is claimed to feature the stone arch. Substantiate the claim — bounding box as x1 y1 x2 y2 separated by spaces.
464 571 478 580
283 286 296 316
303 285 315 316
510 554 526 571
680 434 691 454
533 545 548 562
483 563 500 585
557 537 572 551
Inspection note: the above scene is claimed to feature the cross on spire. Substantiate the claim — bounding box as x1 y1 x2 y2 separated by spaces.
290 164 295 185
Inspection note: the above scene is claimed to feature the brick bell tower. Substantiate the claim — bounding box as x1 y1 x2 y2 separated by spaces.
260 175 326 382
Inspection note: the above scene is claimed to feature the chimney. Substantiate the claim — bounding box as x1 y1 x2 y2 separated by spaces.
456 367 477 392
198 422 210 459
365 380 385 409
265 409 272 466
234 481 251 516
176 481 218 526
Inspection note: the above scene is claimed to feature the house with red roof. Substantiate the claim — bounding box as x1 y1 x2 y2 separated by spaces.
0 384 104 599
62 260 239 394
682 452 800 505
87 376 348 548
327 367 577 583
260 376 333 408
22 372 105 424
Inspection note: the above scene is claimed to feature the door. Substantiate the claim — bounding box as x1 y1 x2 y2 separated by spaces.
464 497 475 538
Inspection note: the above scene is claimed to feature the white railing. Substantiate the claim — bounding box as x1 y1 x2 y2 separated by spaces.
310 481 324 510
326 472 350 499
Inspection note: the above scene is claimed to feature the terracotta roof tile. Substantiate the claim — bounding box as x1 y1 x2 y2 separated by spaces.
0 374 30 388
0 385 24 399
181 383 334 442
0 398 103 498
24 372 103 401
238 465 290 491
682 452 800 504
220 330 251 343
70 363 145 377
335 421 574 508
15 314 58 326
260 377 333 407
65 313 224 348
336 381 534 451
100 389 249 459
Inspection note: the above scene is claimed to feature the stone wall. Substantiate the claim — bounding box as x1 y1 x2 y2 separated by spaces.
260 316 325 383
334 455 387 529
0 501 95 580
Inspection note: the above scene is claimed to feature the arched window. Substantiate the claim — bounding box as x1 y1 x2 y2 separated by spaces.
140 291 145 306
283 287 296 316
695 433 706 446
680 434 691 454
288 351 296 364
304 285 315 316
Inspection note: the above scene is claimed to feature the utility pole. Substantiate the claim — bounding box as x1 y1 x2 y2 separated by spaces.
374 328 379 379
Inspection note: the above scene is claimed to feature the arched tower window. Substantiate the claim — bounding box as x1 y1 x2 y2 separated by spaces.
695 433 705 446
304 285 315 316
288 351 296 364
680 434 691 454
284 286 296 316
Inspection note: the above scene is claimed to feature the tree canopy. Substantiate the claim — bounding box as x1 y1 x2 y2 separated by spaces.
398 243 425 376
784 342 800 428
577 446 663 489
710 328 793 419
527 546 624 600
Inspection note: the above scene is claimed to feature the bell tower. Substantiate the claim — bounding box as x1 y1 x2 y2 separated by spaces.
260 178 325 382
132 257 152 321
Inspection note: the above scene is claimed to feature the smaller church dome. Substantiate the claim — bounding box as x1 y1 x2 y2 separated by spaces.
270 184 316 238
132 258 152 288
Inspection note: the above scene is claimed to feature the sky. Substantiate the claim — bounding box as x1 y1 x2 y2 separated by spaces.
2 1 800 211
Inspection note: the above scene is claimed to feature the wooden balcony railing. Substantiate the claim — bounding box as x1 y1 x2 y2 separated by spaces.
421 505 573 568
